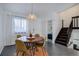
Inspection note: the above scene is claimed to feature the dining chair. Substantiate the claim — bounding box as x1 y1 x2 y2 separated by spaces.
15 40 31 56
16 34 22 38
35 37 46 55
25 42 36 56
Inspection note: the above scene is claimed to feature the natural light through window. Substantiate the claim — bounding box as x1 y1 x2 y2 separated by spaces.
14 16 28 34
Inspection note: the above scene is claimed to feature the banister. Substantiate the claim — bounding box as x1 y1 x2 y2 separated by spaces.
67 19 73 43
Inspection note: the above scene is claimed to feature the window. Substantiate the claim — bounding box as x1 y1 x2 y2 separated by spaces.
14 16 28 34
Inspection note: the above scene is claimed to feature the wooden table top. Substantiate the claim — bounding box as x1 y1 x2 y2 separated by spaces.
17 36 35 42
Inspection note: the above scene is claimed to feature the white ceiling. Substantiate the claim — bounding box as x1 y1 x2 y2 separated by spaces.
0 3 78 18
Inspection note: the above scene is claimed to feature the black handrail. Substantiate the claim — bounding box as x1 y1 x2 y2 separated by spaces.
67 20 73 43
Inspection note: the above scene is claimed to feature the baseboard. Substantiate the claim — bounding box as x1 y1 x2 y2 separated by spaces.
5 44 15 47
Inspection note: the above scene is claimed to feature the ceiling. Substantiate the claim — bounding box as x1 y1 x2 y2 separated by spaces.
0 3 78 18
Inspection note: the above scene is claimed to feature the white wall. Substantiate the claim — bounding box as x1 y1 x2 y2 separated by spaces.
0 4 6 54
52 13 62 43
41 18 48 39
34 19 43 35
0 10 4 54
29 18 43 35
59 4 79 27
29 17 51 41
0 14 4 54
28 17 51 38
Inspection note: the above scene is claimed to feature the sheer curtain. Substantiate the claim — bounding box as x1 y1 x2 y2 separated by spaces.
2 14 16 46
14 16 28 35
3 15 29 46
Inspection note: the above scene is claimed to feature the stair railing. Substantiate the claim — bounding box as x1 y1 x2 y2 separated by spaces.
67 20 73 43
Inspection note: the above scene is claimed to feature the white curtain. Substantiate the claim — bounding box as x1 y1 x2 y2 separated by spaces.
14 16 28 34
4 15 29 46
2 14 16 46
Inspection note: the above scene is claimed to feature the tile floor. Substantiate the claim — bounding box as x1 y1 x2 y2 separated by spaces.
0 41 79 56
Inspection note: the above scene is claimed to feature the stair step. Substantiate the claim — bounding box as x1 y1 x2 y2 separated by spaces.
56 38 67 42
58 35 68 38
61 32 67 34
62 28 68 30
61 29 67 31
60 31 67 33
61 29 68 31
60 33 68 36
55 40 67 46
55 27 69 46
61 30 68 32
60 32 67 35
56 40 67 44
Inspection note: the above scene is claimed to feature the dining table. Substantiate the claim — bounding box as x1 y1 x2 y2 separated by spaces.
16 36 36 56
17 36 35 42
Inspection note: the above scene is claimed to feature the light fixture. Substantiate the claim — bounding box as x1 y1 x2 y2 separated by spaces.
27 3 37 20
28 14 37 20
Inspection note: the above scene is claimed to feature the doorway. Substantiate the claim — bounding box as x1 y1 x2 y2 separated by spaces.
47 20 53 42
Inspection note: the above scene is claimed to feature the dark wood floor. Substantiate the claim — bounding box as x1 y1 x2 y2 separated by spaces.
0 41 78 56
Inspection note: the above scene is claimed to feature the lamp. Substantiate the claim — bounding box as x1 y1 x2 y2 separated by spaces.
27 4 37 36
28 14 37 20
27 3 37 20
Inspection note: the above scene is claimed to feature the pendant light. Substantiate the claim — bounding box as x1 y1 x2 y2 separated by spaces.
27 3 37 20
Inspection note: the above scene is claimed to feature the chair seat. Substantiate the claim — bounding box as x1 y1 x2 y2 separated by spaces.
35 43 43 47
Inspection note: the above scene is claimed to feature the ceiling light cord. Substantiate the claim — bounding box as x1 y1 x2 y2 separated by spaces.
31 3 33 14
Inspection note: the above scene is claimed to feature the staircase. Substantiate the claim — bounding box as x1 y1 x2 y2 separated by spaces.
55 28 68 46
55 20 73 46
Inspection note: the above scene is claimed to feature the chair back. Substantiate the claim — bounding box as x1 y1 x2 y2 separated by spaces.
43 36 46 46
15 40 27 52
17 34 22 38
